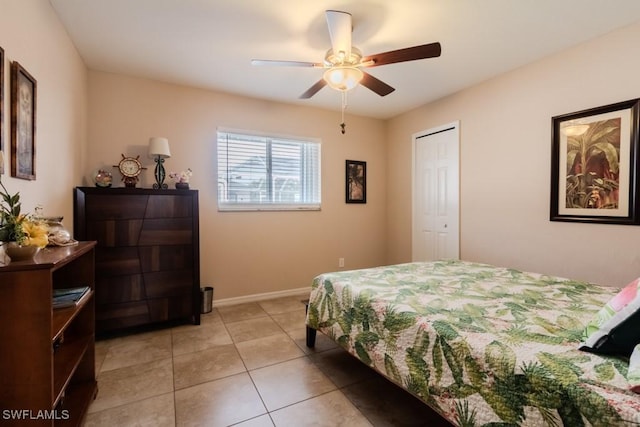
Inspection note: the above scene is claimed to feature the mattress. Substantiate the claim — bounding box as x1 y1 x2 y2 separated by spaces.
305 260 640 426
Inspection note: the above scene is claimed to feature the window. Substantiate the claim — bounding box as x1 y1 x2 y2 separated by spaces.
217 129 321 211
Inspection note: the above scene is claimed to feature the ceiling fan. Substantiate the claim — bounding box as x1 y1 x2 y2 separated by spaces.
251 10 442 99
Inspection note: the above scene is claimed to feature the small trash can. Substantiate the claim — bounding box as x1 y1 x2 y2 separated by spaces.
201 286 214 314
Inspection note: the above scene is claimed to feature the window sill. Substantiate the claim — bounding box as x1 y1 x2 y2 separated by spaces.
217 204 321 212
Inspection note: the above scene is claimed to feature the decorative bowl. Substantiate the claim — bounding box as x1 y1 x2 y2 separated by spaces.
4 243 40 262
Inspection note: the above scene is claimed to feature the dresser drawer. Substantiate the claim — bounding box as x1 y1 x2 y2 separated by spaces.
146 195 193 218
148 297 192 322
96 301 150 332
95 247 142 276
86 194 148 219
96 275 145 304
139 218 193 245
139 245 194 272
87 219 143 247
144 270 194 298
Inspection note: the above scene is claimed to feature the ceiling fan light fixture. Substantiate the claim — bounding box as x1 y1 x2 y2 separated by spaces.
323 66 363 92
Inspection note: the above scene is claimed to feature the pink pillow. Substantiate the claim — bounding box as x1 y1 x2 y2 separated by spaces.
579 278 640 357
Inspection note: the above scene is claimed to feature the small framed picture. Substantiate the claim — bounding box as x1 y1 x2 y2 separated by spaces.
346 160 366 204
550 98 640 224
0 46 4 174
11 61 37 180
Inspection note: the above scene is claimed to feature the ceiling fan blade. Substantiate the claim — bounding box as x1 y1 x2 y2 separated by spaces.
251 59 322 68
360 71 395 96
326 10 352 58
299 79 327 99
362 42 441 67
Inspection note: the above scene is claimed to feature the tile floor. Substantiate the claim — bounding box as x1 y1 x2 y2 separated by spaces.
84 293 453 426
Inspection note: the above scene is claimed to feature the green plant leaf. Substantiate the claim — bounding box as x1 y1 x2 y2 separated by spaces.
440 337 464 386
453 400 477 427
594 361 615 382
566 383 622 426
479 382 525 424
432 320 459 340
384 353 402 383
355 331 379 348
537 353 582 386
432 337 443 383
354 341 372 365
558 401 586 427
383 307 417 332
485 341 516 381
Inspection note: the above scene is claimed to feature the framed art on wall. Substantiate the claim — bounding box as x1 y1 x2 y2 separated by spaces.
0 46 4 175
11 61 36 181
550 98 640 224
346 159 366 203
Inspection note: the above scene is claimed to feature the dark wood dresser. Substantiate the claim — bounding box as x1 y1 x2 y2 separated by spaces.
73 187 200 334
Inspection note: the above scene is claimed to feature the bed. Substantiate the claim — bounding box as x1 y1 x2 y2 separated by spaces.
304 260 640 426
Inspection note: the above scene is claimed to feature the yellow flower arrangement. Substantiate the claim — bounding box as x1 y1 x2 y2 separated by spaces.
0 179 48 248
18 217 49 248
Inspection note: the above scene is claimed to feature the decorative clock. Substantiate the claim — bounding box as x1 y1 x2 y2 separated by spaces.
114 154 146 187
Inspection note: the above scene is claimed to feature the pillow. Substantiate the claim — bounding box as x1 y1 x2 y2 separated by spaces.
579 277 640 357
629 344 640 393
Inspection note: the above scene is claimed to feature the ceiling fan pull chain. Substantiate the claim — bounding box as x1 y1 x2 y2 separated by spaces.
340 91 347 134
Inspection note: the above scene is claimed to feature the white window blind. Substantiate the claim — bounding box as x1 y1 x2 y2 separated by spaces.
217 130 321 211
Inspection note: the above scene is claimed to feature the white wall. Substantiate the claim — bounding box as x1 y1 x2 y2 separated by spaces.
86 71 387 300
387 22 640 288
0 0 88 230
6 1 640 296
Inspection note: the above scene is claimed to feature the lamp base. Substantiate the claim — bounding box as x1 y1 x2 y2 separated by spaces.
153 157 168 190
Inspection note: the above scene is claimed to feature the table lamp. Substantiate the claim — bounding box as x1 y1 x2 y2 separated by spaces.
148 137 171 189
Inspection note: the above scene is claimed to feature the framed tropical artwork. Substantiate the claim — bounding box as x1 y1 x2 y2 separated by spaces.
346 160 366 204
550 98 640 224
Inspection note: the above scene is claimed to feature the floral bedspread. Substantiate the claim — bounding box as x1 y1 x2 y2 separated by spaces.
305 260 640 426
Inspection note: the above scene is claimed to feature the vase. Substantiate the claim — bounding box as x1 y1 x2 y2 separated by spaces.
4 242 40 262
175 182 189 190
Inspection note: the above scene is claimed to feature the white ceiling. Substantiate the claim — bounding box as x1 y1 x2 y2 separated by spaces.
50 0 640 119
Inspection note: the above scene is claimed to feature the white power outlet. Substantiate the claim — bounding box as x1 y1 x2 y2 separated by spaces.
339 258 345 268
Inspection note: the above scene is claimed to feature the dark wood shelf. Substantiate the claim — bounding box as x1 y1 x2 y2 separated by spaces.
0 242 97 427
55 380 98 427
52 290 93 341
53 334 91 407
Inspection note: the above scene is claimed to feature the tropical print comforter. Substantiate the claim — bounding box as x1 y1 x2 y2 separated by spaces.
305 260 640 426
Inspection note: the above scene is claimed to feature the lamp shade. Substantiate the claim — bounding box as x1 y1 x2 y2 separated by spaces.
148 137 171 158
323 67 363 92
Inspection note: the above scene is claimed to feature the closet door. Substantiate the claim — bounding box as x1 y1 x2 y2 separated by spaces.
412 122 460 261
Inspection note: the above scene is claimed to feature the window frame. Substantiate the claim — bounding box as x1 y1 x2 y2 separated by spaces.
216 128 322 212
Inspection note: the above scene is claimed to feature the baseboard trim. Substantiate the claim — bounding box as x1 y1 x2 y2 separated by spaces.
212 286 311 308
